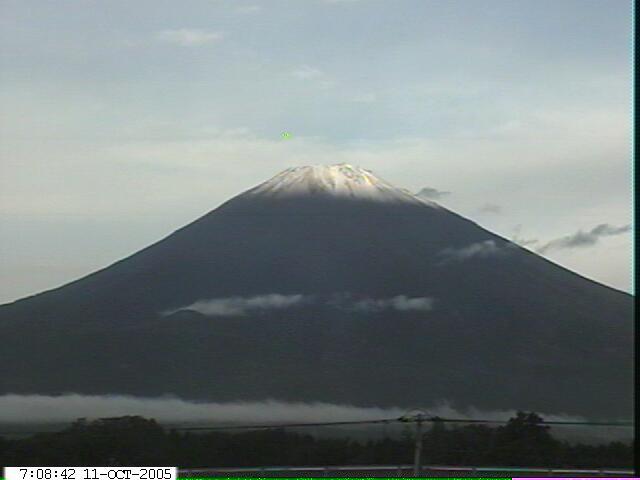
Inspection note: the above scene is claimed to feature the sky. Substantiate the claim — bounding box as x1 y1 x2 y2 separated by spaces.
0 0 633 303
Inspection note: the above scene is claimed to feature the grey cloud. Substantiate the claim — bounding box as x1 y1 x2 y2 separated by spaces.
438 240 505 262
515 238 539 247
591 224 631 236
167 294 308 316
415 187 451 200
478 203 502 214
536 223 631 254
0 394 402 425
511 225 539 247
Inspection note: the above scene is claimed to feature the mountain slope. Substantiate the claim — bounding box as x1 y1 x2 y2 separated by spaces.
0 164 632 419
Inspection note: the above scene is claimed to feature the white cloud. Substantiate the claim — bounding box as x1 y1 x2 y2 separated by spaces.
438 240 505 262
164 293 434 317
156 29 223 47
166 294 308 316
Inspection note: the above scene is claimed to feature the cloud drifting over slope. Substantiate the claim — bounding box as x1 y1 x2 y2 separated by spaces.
166 294 307 316
166 293 435 317
438 240 506 262
536 224 631 254
415 187 451 200
351 295 434 312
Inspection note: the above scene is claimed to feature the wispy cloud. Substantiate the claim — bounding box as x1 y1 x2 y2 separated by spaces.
234 5 262 15
415 187 451 200
156 29 224 47
478 203 502 214
290 65 335 89
165 293 435 317
351 92 377 103
291 65 324 80
510 225 539 248
438 240 505 262
536 224 631 254
166 294 307 316
351 295 434 312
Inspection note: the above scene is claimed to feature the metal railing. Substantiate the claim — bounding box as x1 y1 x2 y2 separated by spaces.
180 464 635 477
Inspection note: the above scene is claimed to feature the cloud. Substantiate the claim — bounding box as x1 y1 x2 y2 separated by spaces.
536 223 631 254
478 203 502 214
351 93 377 103
0 394 629 444
0 394 403 425
234 5 261 14
165 293 434 317
351 295 434 312
291 65 324 80
415 187 451 200
438 240 505 262
290 65 336 89
510 225 539 248
166 294 308 316
156 29 223 47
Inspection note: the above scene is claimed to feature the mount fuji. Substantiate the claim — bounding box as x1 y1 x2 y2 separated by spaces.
0 164 632 419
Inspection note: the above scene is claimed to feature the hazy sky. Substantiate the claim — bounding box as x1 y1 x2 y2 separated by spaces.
0 0 632 303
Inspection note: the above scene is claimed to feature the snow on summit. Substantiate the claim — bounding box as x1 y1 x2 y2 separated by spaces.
247 163 433 205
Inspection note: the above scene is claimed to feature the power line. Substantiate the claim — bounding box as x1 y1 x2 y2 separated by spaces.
167 416 632 432
0 416 631 436
170 418 396 431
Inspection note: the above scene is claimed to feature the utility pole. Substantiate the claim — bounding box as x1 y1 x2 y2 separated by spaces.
413 413 424 477
399 409 428 478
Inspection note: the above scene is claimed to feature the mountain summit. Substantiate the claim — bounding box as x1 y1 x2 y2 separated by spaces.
246 163 429 205
0 164 632 419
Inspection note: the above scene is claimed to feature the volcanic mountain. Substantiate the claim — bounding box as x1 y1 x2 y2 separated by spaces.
0 164 633 419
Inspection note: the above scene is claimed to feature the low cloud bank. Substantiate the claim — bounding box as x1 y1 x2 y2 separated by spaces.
0 395 629 444
0 394 402 425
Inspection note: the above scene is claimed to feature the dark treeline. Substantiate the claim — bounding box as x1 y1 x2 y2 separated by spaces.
0 412 632 468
